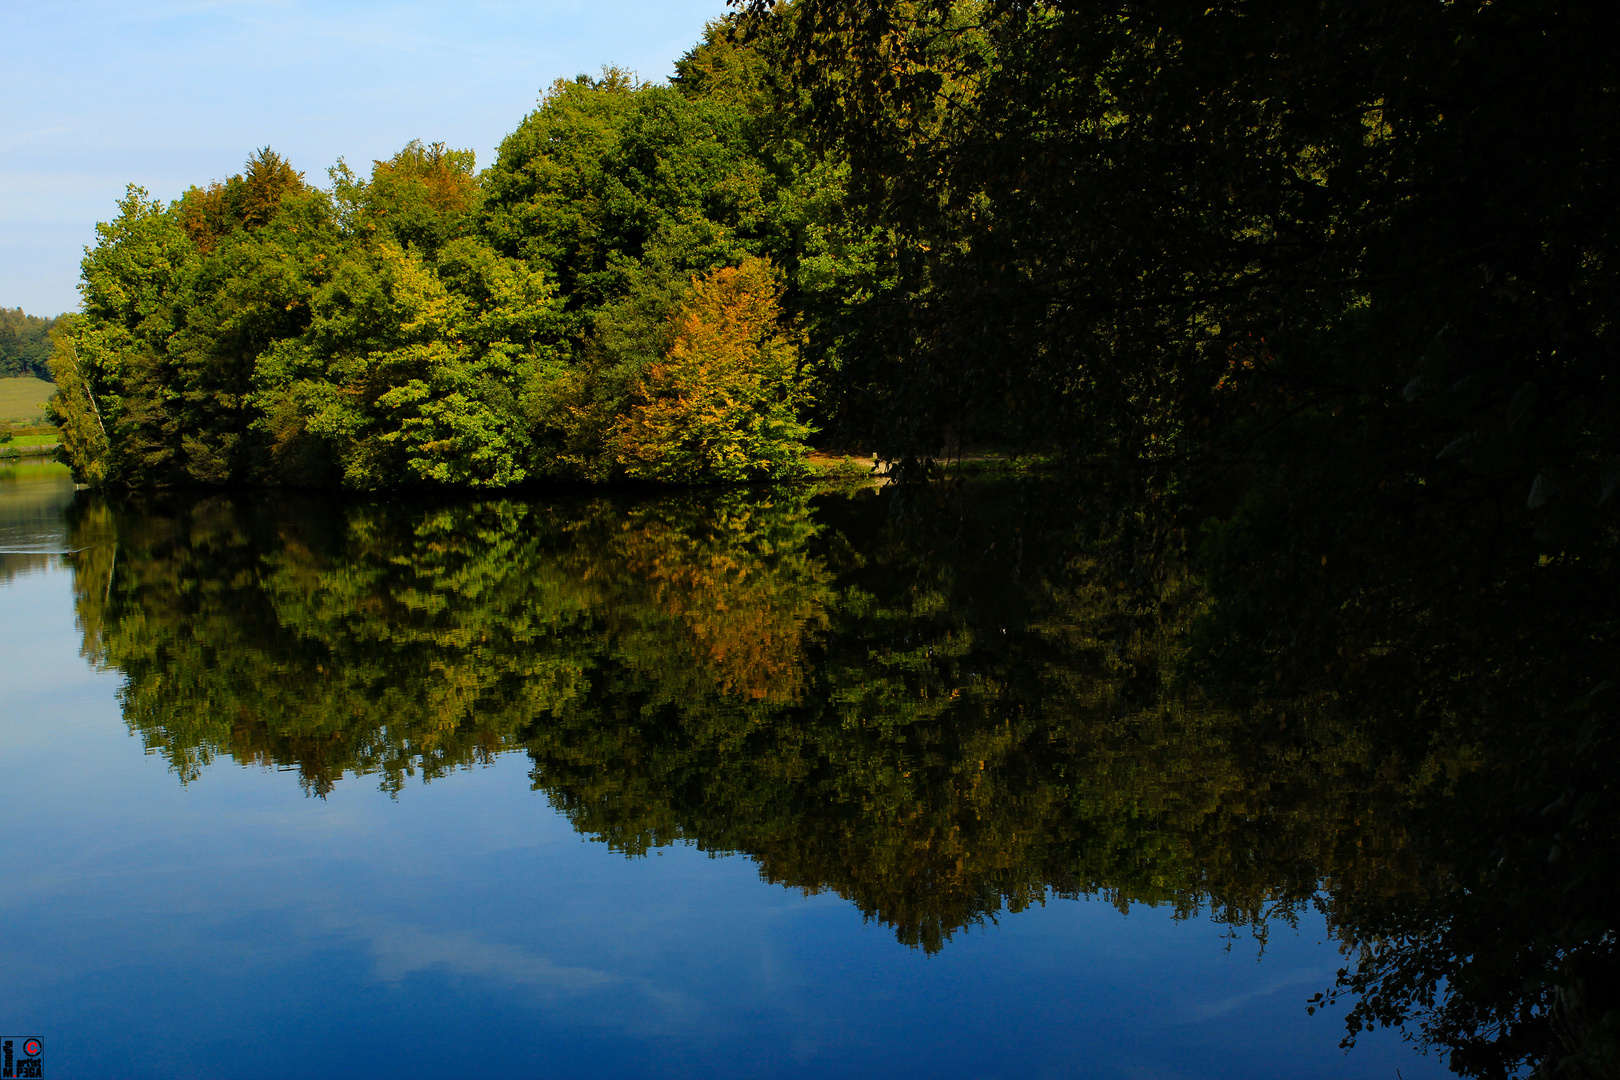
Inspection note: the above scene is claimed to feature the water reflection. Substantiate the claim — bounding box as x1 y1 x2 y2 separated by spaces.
0 461 76 583
42 477 1618 1076
58 484 1406 950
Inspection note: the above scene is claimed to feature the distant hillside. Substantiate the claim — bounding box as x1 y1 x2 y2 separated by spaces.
0 308 59 380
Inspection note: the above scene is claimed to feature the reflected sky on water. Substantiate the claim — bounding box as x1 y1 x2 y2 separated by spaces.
0 462 1447 1078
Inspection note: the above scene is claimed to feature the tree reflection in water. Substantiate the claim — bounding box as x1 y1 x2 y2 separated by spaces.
63 481 1616 1077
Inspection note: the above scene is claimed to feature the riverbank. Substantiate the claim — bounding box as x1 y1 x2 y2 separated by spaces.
0 442 59 460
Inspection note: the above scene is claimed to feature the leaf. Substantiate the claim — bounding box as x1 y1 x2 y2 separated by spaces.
1601 455 1620 505
1527 470 1553 509
1506 382 1538 432
1435 431 1478 460
1568 680 1614 713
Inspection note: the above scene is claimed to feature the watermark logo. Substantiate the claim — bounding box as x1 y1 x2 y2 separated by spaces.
1 1036 42 1078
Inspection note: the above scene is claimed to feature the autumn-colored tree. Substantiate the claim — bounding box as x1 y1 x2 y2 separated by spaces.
330 140 479 253
236 147 307 228
611 257 811 481
178 147 308 253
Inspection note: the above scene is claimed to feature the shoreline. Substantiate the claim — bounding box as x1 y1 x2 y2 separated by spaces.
0 443 59 460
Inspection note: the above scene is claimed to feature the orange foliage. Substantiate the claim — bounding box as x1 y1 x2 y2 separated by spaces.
613 515 827 703
368 141 477 217
611 257 811 481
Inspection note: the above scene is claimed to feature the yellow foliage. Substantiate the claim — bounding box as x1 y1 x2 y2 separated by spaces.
611 257 811 482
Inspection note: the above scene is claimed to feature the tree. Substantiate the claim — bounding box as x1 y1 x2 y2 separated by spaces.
611 257 812 481
0 308 59 380
59 60 832 489
255 235 565 489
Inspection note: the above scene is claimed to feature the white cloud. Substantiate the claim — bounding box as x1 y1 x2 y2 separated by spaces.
1186 965 1333 1021
367 922 619 995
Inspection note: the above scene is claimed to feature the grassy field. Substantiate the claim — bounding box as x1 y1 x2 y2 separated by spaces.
1 433 60 447
0 377 55 424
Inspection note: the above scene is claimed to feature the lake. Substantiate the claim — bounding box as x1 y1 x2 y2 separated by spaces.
0 460 1459 1078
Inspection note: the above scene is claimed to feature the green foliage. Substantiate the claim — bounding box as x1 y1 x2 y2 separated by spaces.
0 309 59 380
750 0 1620 508
56 187 201 485
62 45 833 489
330 140 479 254
251 236 565 489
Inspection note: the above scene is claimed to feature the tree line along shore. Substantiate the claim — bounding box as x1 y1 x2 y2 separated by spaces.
49 39 849 491
41 1 1619 521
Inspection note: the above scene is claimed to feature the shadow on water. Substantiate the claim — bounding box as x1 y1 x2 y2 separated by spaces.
28 468 1620 1078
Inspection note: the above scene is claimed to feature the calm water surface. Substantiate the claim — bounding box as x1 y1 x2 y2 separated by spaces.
0 462 1447 1078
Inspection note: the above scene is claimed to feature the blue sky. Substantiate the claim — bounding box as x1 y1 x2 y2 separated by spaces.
1 0 732 317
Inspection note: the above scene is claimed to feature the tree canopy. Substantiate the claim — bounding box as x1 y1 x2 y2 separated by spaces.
50 46 848 489
0 308 58 380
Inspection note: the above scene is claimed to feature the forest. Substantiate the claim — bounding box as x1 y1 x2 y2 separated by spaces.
49 0 1620 515
49 44 846 490
0 308 56 380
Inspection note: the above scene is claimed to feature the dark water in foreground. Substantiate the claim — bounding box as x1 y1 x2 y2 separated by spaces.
0 462 1453 1078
